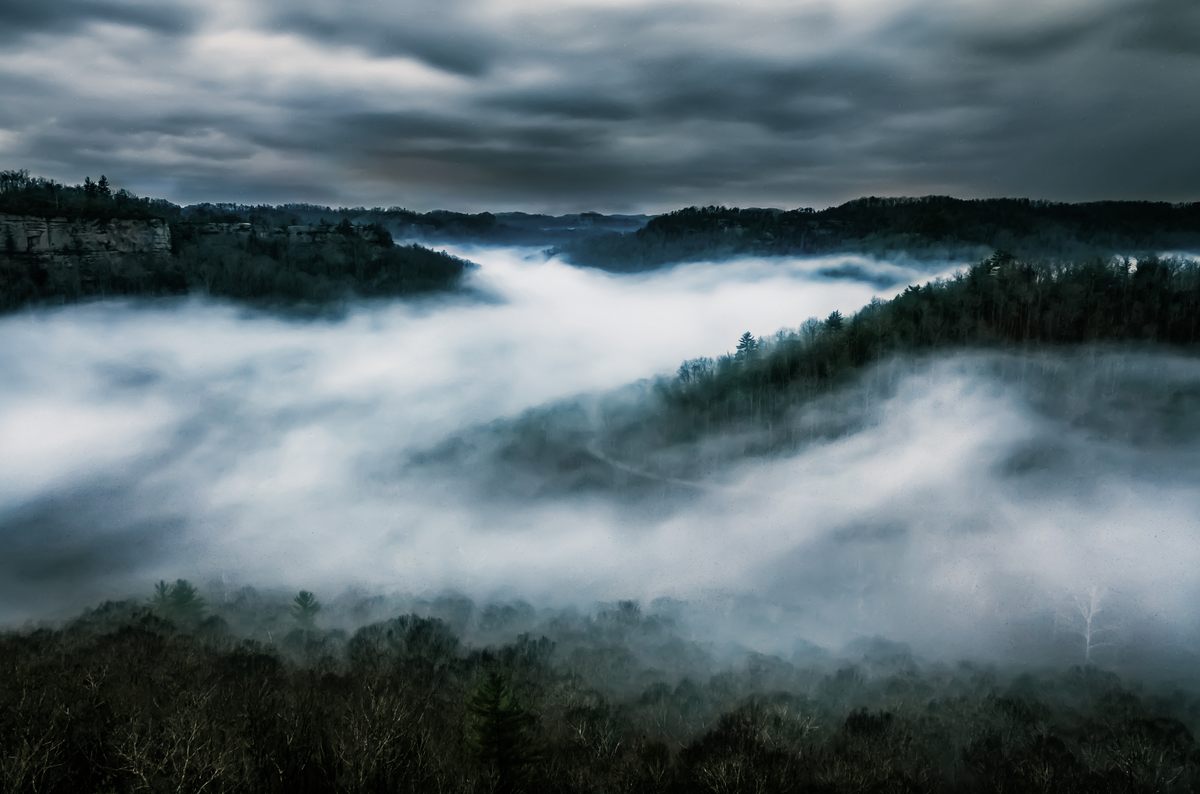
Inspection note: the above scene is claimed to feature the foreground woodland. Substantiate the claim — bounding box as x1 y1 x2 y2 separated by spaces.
4 584 1200 793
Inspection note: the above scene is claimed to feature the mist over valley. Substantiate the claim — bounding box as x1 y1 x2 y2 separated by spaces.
6 198 1200 792
3 0 1200 786
0 247 958 619
3 242 1199 674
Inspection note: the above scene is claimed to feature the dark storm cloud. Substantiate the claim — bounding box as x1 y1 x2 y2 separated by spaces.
0 0 197 43
269 7 500 77
481 92 639 123
0 0 1194 210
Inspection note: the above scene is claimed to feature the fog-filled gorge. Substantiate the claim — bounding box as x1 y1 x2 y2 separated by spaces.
2 246 1197 673
9 0 1200 784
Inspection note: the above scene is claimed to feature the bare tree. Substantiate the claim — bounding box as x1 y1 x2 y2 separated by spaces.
113 687 232 793
0 688 64 793
1059 585 1116 665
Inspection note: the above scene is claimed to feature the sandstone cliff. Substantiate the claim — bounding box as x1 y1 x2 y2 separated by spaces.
1 212 172 267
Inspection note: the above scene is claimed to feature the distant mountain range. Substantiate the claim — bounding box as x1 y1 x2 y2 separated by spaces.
177 203 650 247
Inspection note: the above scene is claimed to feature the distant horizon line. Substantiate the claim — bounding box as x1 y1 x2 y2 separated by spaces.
3 167 1197 217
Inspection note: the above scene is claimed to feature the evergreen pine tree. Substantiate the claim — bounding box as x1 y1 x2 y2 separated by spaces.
291 590 321 628
467 672 538 793
151 579 206 626
735 331 759 358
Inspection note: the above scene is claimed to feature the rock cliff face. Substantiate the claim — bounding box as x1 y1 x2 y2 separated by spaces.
0 213 172 266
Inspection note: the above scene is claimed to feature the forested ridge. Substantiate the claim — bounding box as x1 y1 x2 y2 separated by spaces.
449 253 1200 490
659 253 1200 439
0 171 473 312
4 584 1200 793
0 169 644 249
180 204 648 245
561 197 1200 271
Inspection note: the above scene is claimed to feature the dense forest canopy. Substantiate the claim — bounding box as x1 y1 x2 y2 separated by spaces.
5 583 1200 793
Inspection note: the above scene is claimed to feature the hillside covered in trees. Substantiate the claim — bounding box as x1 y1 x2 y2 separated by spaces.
559 198 1200 271
5 583 1200 793
0 171 474 312
434 253 1200 491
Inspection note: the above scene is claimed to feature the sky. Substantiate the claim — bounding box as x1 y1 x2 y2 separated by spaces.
0 0 1197 212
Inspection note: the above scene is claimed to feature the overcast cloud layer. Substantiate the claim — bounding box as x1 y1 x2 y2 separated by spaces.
0 0 1196 211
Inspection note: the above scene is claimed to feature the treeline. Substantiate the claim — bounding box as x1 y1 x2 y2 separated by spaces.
560 197 1200 271
0 170 178 221
4 584 1200 792
445 254 1200 489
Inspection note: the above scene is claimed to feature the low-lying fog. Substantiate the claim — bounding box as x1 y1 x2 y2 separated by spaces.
2 247 1198 670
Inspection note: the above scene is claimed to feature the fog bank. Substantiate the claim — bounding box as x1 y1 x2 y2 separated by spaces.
2 247 1197 670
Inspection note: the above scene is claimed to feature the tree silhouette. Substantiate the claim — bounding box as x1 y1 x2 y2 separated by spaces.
97 175 111 199
151 579 206 626
735 331 759 359
291 590 321 628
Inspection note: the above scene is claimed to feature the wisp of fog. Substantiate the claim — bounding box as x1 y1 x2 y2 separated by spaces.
2 247 1198 670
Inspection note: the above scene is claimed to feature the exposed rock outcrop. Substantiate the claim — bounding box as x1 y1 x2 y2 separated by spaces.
0 213 172 268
